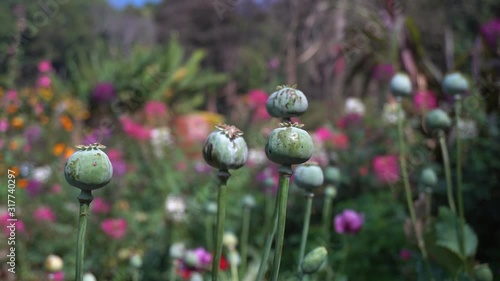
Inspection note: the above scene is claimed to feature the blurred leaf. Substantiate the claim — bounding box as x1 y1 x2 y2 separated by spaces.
434 207 478 258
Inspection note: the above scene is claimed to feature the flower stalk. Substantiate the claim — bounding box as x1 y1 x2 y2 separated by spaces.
256 189 280 281
454 95 466 260
212 169 231 281
76 190 93 281
240 205 251 276
298 192 314 273
438 131 456 214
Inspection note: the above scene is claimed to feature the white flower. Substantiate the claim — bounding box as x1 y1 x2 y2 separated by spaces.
169 242 186 259
165 196 186 222
150 127 174 156
33 165 52 183
382 102 405 124
82 273 97 281
345 98 365 116
457 119 478 139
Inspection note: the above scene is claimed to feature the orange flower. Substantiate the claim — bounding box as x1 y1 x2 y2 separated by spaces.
9 166 20 175
64 147 75 159
8 140 19 150
7 105 18 114
18 179 28 189
11 117 24 129
53 143 65 156
59 115 73 131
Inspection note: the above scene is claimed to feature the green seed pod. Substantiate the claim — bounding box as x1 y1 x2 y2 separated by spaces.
324 166 341 186
206 202 218 215
442 72 469 96
325 186 337 198
424 109 451 135
294 162 324 191
203 124 248 170
389 73 412 97
301 246 328 275
265 123 313 166
474 264 493 281
64 144 113 191
242 195 256 208
266 85 308 118
420 167 438 188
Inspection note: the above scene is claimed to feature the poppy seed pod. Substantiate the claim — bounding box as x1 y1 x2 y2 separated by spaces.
424 109 451 135
300 247 328 275
203 124 248 170
474 264 493 281
64 144 113 191
294 162 324 191
265 122 313 165
266 85 308 118
325 186 337 198
442 72 469 96
389 73 412 97
419 167 438 188
324 166 341 186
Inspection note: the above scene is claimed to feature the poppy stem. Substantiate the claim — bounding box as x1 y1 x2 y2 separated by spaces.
240 205 251 277
454 95 467 265
212 169 230 281
297 192 314 273
75 190 93 281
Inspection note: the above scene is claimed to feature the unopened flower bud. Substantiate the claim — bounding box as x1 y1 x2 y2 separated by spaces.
301 247 328 275
129 254 142 268
83 272 97 281
325 186 337 198
223 232 238 250
45 254 63 272
242 195 256 208
390 73 412 97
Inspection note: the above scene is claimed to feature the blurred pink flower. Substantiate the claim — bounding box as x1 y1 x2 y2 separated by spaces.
120 117 151 141
480 18 500 53
413 90 438 111
331 132 349 150
6 90 18 101
107 149 126 176
26 180 43 197
51 184 62 194
1 213 25 236
334 209 364 234
47 271 64 281
247 89 270 120
37 76 52 88
400 249 412 261
33 206 56 222
101 218 127 239
0 119 8 132
144 101 168 118
268 58 280 69
91 82 115 102
373 155 400 184
337 113 363 129
38 60 52 73
372 63 395 81
314 127 333 142
92 198 110 214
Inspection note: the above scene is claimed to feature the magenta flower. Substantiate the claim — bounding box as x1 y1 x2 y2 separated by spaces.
120 116 151 141
91 82 116 102
92 198 110 214
37 76 52 88
24 125 42 144
185 247 212 268
144 100 168 119
47 271 65 281
372 63 395 81
5 90 18 101
314 127 333 142
480 18 500 53
334 209 365 234
26 180 43 197
372 155 400 184
107 149 127 176
399 249 412 261
1 213 25 236
38 60 52 73
268 57 280 69
247 89 270 120
101 218 127 239
413 90 438 111
0 119 8 132
33 206 56 222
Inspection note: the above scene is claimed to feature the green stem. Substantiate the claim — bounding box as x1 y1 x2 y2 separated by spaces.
270 165 292 281
438 131 456 214
397 101 435 281
256 189 280 281
240 206 251 277
230 251 239 281
75 190 93 281
298 192 314 272
322 187 334 246
169 260 177 281
454 96 466 262
213 170 230 281
337 235 349 276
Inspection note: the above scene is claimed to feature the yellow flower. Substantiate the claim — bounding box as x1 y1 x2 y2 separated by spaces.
11 117 24 129
173 67 187 82
53 143 65 156
39 88 53 101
